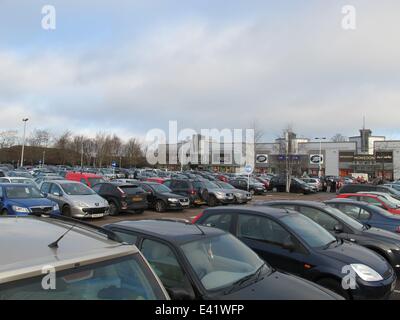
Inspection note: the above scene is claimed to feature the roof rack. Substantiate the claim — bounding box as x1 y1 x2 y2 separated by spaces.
30 212 121 242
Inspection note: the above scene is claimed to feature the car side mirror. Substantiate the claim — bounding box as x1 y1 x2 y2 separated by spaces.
166 287 194 300
334 224 344 234
42 192 48 197
53 192 62 197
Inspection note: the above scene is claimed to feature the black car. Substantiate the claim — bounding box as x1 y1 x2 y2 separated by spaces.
194 206 396 299
135 181 190 212
268 175 316 194
260 200 400 276
163 179 208 206
104 219 341 300
325 198 400 234
338 184 400 200
229 178 266 195
92 182 148 215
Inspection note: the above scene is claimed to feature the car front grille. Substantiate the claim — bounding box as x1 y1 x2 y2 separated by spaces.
30 206 53 214
82 207 107 214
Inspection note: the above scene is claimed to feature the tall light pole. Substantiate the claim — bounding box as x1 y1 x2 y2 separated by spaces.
20 118 29 168
315 137 326 178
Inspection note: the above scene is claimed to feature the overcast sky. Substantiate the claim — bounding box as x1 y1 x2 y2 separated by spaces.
1 0 400 142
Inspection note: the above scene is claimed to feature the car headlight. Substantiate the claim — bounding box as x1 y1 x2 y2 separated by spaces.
350 264 383 282
168 198 179 203
215 192 225 197
75 201 88 207
53 204 59 211
12 206 30 213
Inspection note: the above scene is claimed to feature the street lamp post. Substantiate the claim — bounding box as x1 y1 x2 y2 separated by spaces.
315 137 326 178
20 118 29 168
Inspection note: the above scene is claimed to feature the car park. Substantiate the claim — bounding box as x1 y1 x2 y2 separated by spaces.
39 180 109 219
0 215 169 300
337 193 400 214
134 181 190 212
194 206 396 299
338 184 400 200
0 177 36 186
259 200 400 276
325 198 400 234
0 183 60 216
92 182 148 215
65 172 105 188
214 181 252 204
301 178 323 191
104 219 342 300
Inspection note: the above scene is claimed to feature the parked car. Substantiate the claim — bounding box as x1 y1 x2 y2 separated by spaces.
214 181 252 204
229 178 267 195
254 177 270 190
92 182 148 215
65 172 105 188
0 177 36 186
135 181 190 212
104 219 342 300
384 184 400 192
7 171 33 178
325 198 400 234
34 175 65 186
357 191 400 207
337 193 400 214
194 206 396 299
0 183 60 216
268 175 316 194
39 180 109 219
260 200 400 276
162 179 207 206
0 215 169 300
338 184 400 200
301 178 323 191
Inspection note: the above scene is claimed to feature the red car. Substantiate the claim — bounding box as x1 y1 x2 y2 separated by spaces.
337 193 400 215
65 172 105 188
254 177 270 190
145 177 165 184
216 174 229 182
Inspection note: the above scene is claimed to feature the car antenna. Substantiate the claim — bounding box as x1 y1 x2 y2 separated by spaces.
192 222 206 236
48 212 90 248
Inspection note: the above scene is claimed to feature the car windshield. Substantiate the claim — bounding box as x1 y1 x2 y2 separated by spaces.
181 234 266 291
218 182 234 189
61 183 95 195
88 178 105 186
293 178 307 185
150 184 172 193
323 206 364 231
9 179 34 185
376 195 398 209
0 254 166 300
280 214 337 248
5 186 43 199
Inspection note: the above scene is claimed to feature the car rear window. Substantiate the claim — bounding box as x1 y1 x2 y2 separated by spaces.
120 186 144 194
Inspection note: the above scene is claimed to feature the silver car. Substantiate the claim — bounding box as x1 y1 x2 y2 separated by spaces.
39 180 109 218
215 181 252 204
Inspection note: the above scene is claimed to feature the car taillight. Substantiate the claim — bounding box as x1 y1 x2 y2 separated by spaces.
190 189 197 195
192 212 203 224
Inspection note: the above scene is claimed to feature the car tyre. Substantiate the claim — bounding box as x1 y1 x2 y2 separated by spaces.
1 209 8 216
108 201 119 216
208 195 218 207
155 200 167 213
317 278 350 300
62 205 71 217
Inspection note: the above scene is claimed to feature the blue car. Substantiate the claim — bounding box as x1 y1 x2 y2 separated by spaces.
0 183 60 216
325 198 400 234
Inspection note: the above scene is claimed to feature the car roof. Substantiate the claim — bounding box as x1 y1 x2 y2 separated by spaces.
204 205 299 219
339 193 380 197
257 200 331 209
105 219 226 244
0 216 137 282
324 198 372 206
0 183 36 187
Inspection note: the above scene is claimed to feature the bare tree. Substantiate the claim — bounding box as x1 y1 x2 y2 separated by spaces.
331 133 348 142
123 138 146 167
28 129 52 147
0 130 18 148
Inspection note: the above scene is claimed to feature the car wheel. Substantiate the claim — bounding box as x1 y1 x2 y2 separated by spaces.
1 209 8 216
155 200 166 213
317 278 350 300
208 195 218 207
62 205 71 217
108 201 119 216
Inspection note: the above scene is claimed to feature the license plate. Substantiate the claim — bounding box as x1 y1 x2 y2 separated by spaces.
91 213 104 218
132 196 143 202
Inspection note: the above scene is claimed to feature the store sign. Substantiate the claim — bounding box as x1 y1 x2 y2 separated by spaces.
353 155 375 162
278 155 301 161
310 154 323 165
339 151 354 163
375 151 393 163
256 154 268 164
